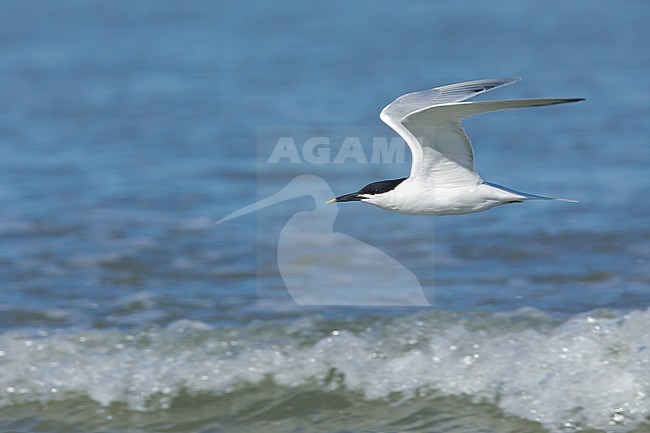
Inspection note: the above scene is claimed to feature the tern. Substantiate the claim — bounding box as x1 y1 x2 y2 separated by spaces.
327 78 583 215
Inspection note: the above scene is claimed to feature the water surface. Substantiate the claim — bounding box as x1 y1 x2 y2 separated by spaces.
0 1 649 432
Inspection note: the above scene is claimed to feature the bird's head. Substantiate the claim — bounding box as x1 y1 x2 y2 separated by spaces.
327 177 407 204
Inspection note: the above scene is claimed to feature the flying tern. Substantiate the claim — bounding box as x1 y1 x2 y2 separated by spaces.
328 78 583 215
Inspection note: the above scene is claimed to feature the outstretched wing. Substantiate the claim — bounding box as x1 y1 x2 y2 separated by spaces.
401 97 584 186
380 78 583 188
380 78 519 183
380 78 520 122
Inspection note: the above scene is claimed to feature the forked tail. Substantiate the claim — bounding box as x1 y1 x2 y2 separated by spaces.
485 181 578 203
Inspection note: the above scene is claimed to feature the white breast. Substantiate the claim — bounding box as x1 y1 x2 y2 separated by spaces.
362 180 514 216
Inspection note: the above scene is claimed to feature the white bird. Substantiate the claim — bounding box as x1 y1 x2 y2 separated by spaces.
327 78 583 215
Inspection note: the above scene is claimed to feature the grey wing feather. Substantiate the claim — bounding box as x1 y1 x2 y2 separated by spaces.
402 98 585 122
380 78 519 122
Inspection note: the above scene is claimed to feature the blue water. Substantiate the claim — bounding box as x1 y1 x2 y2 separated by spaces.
0 1 649 432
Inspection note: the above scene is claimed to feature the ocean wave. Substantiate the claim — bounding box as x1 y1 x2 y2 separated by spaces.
0 309 649 432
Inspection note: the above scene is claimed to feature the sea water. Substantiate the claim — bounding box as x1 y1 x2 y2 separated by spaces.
0 1 649 432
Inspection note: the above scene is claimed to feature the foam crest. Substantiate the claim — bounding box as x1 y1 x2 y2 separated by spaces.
0 310 648 432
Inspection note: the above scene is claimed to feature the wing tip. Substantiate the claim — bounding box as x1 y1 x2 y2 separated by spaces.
462 77 520 84
481 76 521 86
458 77 520 92
549 97 586 105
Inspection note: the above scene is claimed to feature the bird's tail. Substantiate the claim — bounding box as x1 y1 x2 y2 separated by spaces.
485 181 578 203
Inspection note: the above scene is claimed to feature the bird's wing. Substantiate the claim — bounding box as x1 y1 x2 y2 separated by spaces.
380 78 519 183
380 78 583 187
400 98 583 186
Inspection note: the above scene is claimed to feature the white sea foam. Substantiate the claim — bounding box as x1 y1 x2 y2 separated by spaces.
0 309 648 432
